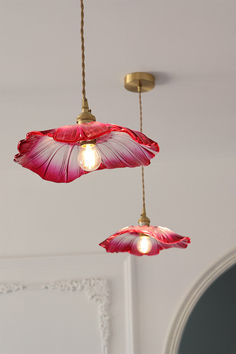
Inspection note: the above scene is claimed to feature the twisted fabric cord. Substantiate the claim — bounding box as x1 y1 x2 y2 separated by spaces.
80 0 86 101
138 85 147 216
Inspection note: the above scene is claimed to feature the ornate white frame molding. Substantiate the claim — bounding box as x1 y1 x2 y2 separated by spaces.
0 254 136 354
0 278 110 354
164 248 236 354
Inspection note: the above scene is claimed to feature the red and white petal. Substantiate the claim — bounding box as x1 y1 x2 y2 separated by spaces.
122 225 190 247
53 122 111 143
109 124 159 153
96 132 156 168
150 226 190 247
14 135 85 183
104 234 135 253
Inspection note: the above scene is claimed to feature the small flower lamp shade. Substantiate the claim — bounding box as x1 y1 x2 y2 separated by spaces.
99 224 190 256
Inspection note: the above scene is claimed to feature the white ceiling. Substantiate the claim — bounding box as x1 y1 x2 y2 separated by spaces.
0 0 235 257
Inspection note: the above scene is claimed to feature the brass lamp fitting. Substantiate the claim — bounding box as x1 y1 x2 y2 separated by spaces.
80 139 96 146
76 98 96 124
138 213 150 226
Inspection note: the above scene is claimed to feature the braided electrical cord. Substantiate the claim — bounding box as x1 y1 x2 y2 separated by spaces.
80 0 86 101
138 84 147 217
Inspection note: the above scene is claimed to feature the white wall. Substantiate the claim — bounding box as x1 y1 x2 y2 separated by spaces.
0 0 236 353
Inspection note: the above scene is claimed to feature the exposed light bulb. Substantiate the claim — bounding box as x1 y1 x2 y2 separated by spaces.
137 235 152 254
78 143 101 172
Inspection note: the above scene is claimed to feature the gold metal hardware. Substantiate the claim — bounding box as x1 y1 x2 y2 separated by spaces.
80 139 96 146
124 72 155 93
76 98 96 124
138 213 151 226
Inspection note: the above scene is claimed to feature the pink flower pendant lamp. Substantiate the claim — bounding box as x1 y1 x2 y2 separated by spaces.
14 1 159 183
100 73 190 256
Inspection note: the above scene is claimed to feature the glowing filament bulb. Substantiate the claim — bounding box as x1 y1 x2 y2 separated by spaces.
78 142 101 172
137 234 152 254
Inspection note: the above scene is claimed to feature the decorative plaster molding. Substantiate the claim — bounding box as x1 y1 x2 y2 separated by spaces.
43 278 110 354
0 255 135 354
0 282 26 294
164 248 236 354
0 278 110 354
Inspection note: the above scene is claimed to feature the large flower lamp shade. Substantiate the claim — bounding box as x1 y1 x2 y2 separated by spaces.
14 122 159 183
100 73 191 256
14 1 159 183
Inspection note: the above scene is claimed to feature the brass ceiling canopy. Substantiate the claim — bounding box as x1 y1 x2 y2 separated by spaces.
124 72 155 92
